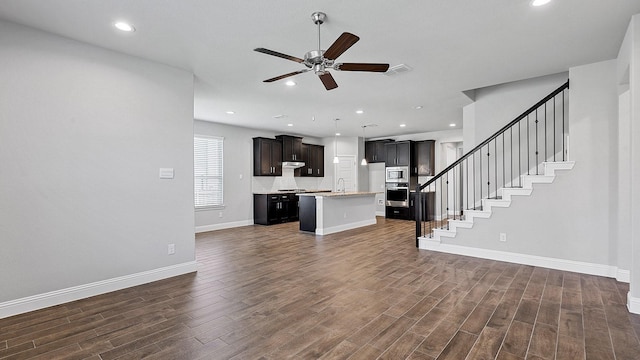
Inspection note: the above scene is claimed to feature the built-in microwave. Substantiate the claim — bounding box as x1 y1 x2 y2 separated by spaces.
386 166 409 183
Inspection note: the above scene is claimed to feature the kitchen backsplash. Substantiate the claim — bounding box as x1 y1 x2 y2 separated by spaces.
252 168 332 193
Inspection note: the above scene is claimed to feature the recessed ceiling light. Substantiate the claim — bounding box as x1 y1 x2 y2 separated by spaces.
285 80 296 86
273 114 286 119
415 106 423 110
450 123 456 127
226 111 235 115
400 124 406 128
287 123 293 127
531 0 551 6
356 110 364 114
336 132 341 136
114 22 135 32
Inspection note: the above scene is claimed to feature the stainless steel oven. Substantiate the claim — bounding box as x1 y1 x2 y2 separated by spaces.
386 183 409 207
385 166 409 183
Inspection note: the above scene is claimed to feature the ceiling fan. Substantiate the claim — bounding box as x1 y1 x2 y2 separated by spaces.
254 12 390 91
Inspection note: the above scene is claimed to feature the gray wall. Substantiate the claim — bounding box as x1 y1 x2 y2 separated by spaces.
617 14 640 302
453 61 620 267
0 21 195 302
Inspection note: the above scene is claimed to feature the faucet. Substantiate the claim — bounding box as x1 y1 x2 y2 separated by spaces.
337 178 345 193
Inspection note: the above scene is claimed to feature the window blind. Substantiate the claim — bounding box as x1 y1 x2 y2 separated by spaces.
194 135 223 208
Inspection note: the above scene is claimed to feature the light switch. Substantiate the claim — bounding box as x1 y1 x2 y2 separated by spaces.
159 168 174 179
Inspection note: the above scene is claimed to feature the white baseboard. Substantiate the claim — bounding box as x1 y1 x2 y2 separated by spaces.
418 240 629 282
628 293 640 314
617 269 631 283
195 220 253 233
316 219 377 235
0 261 198 319
376 211 386 217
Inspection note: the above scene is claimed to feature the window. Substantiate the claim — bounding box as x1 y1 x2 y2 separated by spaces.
194 135 223 208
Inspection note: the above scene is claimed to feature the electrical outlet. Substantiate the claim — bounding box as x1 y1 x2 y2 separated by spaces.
218 212 223 218
378 199 384 205
167 244 175 255
343 212 347 218
499 233 507 242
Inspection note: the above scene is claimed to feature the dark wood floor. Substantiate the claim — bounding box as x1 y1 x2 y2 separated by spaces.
2 217 640 359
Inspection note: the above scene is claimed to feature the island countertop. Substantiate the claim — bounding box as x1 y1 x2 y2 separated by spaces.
297 191 380 197
253 189 332 195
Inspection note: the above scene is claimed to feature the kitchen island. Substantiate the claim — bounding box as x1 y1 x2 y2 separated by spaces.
298 192 378 235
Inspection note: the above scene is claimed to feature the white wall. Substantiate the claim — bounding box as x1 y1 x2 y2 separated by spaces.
0 21 195 309
451 61 619 268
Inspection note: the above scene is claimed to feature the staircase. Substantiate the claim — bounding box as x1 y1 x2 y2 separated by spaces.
414 80 571 247
419 161 574 249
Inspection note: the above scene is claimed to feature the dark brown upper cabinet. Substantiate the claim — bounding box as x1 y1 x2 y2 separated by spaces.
385 141 413 167
365 140 393 163
414 140 435 176
276 135 303 162
295 143 324 177
253 137 282 176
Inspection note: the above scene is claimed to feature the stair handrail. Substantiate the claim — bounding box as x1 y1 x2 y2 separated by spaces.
419 80 569 191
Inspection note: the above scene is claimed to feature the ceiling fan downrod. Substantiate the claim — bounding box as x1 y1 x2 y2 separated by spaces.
310 12 327 75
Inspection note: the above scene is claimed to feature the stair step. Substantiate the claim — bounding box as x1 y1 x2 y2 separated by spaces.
464 209 491 221
498 187 532 200
448 219 474 230
544 161 575 176
433 228 456 238
482 198 511 211
522 174 554 188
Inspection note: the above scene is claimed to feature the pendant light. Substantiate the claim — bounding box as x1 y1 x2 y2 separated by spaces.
333 119 340 164
360 125 368 166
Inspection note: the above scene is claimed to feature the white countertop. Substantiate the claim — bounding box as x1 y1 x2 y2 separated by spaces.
298 191 379 197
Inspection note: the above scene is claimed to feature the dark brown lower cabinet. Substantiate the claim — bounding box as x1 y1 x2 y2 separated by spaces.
298 196 316 232
385 206 411 219
253 194 298 225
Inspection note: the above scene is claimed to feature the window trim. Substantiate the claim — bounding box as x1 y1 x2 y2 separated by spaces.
194 134 224 209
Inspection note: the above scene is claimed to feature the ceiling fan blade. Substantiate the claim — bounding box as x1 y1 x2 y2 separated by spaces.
335 63 390 72
319 73 338 90
254 48 304 63
323 32 360 60
263 70 309 83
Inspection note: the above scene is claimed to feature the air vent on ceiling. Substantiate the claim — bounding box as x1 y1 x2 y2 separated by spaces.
384 64 412 76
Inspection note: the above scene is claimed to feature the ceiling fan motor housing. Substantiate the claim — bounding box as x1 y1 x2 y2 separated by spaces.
311 12 326 25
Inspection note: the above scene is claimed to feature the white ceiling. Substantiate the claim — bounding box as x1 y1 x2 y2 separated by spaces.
1 0 638 139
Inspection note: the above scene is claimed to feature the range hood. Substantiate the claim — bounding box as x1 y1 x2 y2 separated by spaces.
282 161 305 169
